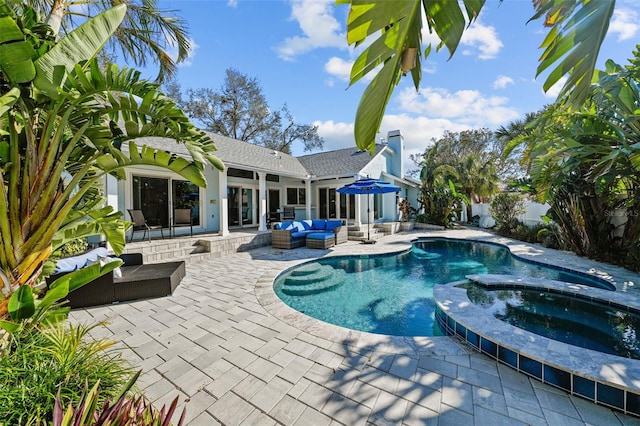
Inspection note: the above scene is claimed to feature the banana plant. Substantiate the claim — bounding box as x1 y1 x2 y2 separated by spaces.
337 0 615 151
0 3 224 320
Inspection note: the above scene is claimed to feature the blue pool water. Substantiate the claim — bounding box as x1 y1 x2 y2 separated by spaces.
274 238 612 336
461 283 640 359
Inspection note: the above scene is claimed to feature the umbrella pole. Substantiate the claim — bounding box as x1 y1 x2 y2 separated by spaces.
367 193 370 241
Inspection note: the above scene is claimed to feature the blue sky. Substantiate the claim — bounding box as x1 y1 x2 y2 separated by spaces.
150 0 640 171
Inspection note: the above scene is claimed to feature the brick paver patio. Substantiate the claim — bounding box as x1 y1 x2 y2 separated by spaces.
70 229 640 425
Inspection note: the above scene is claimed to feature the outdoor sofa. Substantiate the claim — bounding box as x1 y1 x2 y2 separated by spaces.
271 219 347 249
45 247 185 308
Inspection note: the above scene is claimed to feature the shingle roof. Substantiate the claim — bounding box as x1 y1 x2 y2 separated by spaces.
297 144 386 178
208 133 308 177
132 134 384 179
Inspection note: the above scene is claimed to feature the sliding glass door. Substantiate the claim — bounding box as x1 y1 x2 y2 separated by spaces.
227 186 256 227
132 175 200 228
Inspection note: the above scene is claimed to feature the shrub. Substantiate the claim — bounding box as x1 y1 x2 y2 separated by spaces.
51 239 89 259
53 373 185 426
0 322 134 424
489 192 525 230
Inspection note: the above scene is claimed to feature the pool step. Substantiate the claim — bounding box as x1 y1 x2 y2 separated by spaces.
281 270 346 296
411 247 442 260
289 263 323 277
284 265 336 286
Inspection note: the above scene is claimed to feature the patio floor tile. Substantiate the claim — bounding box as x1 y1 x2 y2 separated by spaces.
68 229 640 425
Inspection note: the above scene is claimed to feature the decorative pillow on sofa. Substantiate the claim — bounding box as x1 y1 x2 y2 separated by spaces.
275 221 295 230
291 221 306 232
53 247 109 274
312 219 326 230
97 255 123 278
301 220 313 230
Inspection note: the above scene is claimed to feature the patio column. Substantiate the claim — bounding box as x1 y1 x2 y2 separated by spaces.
257 172 267 231
355 194 362 227
219 169 229 236
305 178 312 219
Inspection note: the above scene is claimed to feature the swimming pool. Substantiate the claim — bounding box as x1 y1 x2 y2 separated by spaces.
273 238 612 336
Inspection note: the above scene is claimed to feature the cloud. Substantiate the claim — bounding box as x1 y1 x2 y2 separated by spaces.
227 0 238 7
276 0 345 61
460 21 503 59
168 38 198 67
609 8 640 41
324 57 352 82
314 115 473 174
543 76 568 99
396 87 520 126
493 75 514 89
421 17 502 60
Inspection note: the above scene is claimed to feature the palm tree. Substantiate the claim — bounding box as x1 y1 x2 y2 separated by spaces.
337 0 616 151
495 111 543 176
454 155 499 222
24 0 190 82
0 3 223 320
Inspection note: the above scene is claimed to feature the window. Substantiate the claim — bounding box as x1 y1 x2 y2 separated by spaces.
286 187 306 205
266 174 279 182
227 167 254 179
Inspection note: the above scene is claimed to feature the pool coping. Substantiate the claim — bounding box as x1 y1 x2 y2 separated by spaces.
434 274 640 416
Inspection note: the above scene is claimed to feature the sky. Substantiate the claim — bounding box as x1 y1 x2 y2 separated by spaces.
146 0 640 174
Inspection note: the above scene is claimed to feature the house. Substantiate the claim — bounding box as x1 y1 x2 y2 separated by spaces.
105 129 419 238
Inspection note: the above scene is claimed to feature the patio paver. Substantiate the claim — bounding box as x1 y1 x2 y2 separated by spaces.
70 229 640 425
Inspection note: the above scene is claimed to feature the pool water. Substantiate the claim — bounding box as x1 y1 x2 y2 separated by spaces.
461 283 640 359
274 238 611 336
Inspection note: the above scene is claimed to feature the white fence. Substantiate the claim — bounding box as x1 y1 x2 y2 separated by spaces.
469 201 550 225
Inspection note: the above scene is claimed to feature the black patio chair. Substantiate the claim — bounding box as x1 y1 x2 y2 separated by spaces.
171 208 193 238
128 209 164 242
283 206 296 221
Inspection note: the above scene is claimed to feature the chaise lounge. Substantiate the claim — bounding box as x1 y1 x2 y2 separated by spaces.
46 247 186 308
271 219 347 249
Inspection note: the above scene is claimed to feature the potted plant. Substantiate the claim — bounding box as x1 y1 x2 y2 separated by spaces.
398 199 415 231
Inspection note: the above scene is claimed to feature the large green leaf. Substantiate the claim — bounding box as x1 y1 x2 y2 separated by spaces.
33 4 127 97
8 285 35 320
342 0 483 150
0 12 36 83
535 0 614 107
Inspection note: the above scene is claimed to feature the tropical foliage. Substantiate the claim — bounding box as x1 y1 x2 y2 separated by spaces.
336 0 616 151
0 2 223 320
0 321 134 424
24 0 191 82
413 129 499 223
52 372 185 426
510 48 640 269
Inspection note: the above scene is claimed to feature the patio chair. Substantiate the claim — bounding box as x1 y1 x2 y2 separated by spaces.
172 208 193 238
283 206 296 221
128 209 164 242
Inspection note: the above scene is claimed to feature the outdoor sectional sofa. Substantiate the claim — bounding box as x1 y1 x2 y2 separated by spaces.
45 247 186 308
271 219 347 249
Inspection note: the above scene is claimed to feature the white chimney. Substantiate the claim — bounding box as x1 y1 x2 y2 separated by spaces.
386 129 404 179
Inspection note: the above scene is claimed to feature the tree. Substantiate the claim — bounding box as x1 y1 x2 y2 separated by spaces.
513 49 640 266
23 0 191 82
496 111 544 177
176 69 324 154
0 3 223 320
336 0 616 151
454 154 499 221
413 129 500 222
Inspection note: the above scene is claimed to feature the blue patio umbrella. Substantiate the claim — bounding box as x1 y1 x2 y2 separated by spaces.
337 178 401 243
